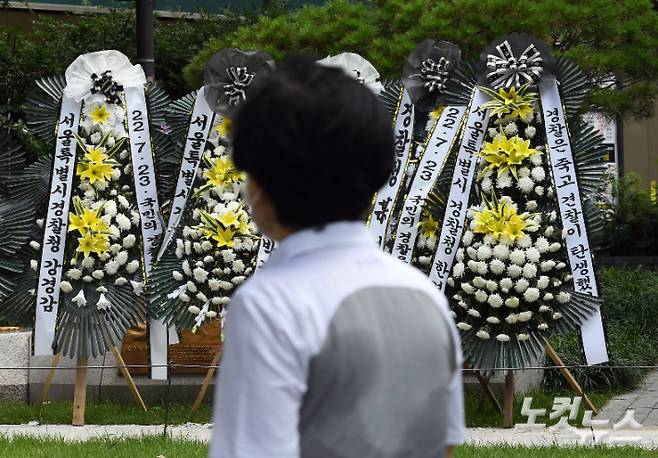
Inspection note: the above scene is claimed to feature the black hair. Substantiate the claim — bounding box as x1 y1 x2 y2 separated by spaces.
232 57 394 230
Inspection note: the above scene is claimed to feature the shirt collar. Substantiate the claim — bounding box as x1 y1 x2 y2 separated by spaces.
271 221 376 263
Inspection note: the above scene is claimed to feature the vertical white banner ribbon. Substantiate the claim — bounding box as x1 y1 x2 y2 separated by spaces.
125 86 172 379
429 89 489 291
34 95 82 355
367 88 414 247
391 106 466 262
255 236 276 270
539 77 609 365
157 88 215 261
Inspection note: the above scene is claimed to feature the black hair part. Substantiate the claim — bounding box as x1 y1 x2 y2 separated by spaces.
232 57 394 230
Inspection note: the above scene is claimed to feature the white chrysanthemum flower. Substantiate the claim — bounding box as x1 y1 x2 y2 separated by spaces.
458 301 468 309
201 240 213 252
553 312 563 320
538 323 549 331
187 305 200 314
507 264 522 278
461 283 475 294
488 127 499 138
126 260 139 274
114 277 128 286
109 243 122 254
543 293 554 302
526 200 538 211
466 247 477 260
81 256 94 270
549 242 561 253
468 307 482 317
192 242 202 254
473 277 486 289
462 231 474 246
489 259 506 275
517 333 530 341
232 276 246 285
185 281 197 293
36 218 44 228
504 122 518 136
99 252 111 262
184 241 192 256
531 167 546 182
467 260 478 273
115 213 131 231
556 292 571 304
510 249 526 265
105 261 119 276
221 250 236 263
518 167 530 178
496 334 511 342
219 280 233 291
556 262 566 270
30 259 38 271
522 263 538 279
534 186 545 196
523 287 540 303
486 316 500 324
196 292 208 303
457 322 472 331
518 176 534 193
493 244 510 260
193 267 208 283
525 247 540 264
547 211 557 223
116 194 129 209
497 172 513 189
72 290 87 307
418 256 431 266
535 276 549 290
452 262 465 279
488 293 503 308
476 330 491 340
481 177 493 193
203 255 214 265
544 226 555 237
474 290 488 303
517 235 532 249
477 261 488 275
130 210 140 226
208 279 221 291
179 293 190 303
122 234 136 249
499 278 514 291
535 237 550 253
477 245 493 261
486 280 498 292
515 278 530 293
211 297 223 306
505 313 518 324
104 200 118 218
540 260 556 272
223 267 232 275
426 237 437 250
60 281 73 293
564 274 573 282
172 271 183 281
525 126 537 139
539 305 551 313
29 240 41 250
206 311 218 319
115 251 128 265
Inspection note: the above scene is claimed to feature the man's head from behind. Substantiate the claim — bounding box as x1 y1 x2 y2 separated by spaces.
232 58 395 240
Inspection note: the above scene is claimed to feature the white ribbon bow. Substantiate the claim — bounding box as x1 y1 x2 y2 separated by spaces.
318 52 384 94
486 40 543 89
64 50 147 102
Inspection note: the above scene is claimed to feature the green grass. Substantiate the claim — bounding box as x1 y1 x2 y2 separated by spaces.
464 388 621 428
0 386 621 428
0 401 212 426
0 437 653 458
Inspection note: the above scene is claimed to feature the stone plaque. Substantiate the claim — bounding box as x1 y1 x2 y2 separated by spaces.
121 320 222 376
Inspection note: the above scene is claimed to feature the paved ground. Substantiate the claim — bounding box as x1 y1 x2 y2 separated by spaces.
598 370 658 426
0 424 657 448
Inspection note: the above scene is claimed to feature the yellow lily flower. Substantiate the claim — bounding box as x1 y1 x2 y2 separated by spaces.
76 232 96 257
478 133 540 179
89 104 111 125
217 210 240 228
91 233 110 254
215 117 233 139
85 147 108 163
79 161 114 184
418 215 440 239
472 196 533 243
479 84 538 122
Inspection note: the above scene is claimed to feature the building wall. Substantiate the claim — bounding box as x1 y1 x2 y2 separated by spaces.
622 100 658 185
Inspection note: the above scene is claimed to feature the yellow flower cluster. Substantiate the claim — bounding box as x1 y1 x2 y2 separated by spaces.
479 85 537 123
472 196 535 243
68 197 110 257
197 208 251 248
418 215 440 239
76 147 116 184
203 156 244 188
478 132 540 179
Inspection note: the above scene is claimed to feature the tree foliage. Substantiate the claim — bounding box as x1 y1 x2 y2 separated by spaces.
185 0 658 119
